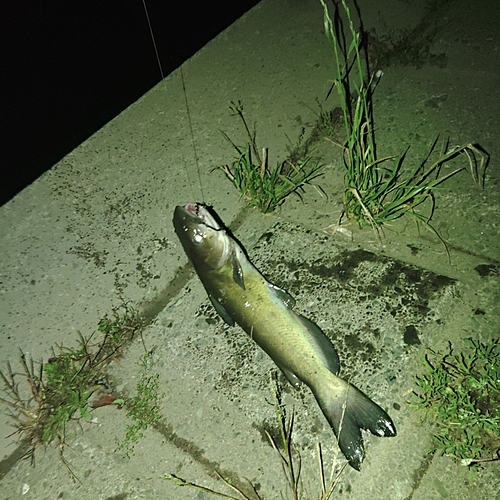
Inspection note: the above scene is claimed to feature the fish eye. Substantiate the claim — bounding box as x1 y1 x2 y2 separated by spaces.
193 229 205 245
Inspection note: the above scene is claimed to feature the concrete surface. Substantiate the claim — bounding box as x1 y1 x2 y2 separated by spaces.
1 0 499 498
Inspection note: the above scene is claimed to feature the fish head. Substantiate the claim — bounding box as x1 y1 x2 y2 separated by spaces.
173 203 232 271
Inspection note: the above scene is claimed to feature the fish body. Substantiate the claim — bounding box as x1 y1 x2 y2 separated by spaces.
173 203 396 470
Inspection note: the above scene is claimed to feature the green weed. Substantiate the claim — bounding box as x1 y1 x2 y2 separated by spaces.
114 347 165 457
217 101 324 213
412 338 500 466
0 305 144 475
320 0 488 240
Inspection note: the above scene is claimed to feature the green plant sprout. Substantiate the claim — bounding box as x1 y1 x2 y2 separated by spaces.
320 0 488 240
412 338 500 466
114 347 165 458
217 101 324 213
0 305 144 478
163 373 345 500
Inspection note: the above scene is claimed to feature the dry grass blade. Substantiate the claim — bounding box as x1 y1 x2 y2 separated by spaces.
215 471 263 500
316 385 349 500
268 373 302 500
318 461 347 500
0 351 47 462
162 472 261 500
164 373 347 499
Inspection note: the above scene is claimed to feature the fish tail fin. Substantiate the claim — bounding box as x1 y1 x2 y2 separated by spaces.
313 376 396 470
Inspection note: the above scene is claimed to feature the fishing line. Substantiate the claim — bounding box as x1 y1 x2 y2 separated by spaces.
180 66 205 203
141 0 164 81
141 0 205 203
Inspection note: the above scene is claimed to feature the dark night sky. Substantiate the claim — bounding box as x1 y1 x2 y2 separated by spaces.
1 1 261 206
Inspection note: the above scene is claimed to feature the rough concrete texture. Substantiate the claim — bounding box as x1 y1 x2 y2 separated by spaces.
1 0 499 498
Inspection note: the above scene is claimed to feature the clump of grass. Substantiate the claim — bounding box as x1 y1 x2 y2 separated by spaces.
114 347 165 457
412 338 500 466
163 373 345 499
342 138 486 237
217 101 324 213
0 305 144 475
320 0 488 239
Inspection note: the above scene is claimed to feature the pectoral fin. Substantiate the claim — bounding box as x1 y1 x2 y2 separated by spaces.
209 295 235 326
232 253 245 290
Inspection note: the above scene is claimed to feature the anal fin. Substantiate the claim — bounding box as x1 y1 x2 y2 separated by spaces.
278 366 302 388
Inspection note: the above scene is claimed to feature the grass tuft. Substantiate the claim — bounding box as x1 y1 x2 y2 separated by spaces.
320 0 488 243
114 347 165 457
0 304 146 478
217 101 324 213
411 338 500 466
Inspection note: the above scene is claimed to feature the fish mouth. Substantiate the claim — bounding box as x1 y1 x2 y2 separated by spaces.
174 203 231 270
181 203 221 231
